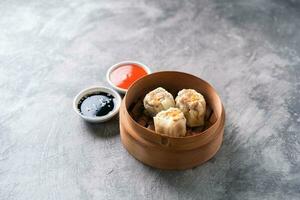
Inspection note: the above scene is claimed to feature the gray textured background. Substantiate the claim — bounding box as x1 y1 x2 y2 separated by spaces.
0 0 300 199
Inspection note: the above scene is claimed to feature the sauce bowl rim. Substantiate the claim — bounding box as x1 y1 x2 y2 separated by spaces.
106 60 151 94
73 86 121 123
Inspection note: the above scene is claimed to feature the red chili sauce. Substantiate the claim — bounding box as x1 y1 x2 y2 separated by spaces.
110 63 148 90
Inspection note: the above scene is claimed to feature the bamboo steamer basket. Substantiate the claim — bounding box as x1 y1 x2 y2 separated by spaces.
119 71 225 170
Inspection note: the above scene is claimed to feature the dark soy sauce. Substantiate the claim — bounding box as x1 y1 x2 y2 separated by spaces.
78 92 115 117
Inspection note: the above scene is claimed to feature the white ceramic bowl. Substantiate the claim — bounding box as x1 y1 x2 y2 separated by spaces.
73 86 121 123
106 61 151 94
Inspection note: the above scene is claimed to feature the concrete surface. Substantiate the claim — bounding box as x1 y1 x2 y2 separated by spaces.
0 0 300 199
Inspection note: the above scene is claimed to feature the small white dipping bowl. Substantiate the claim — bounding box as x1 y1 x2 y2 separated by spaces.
73 86 121 123
106 61 151 94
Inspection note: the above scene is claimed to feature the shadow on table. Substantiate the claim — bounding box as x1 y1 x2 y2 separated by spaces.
137 123 288 199
83 115 120 138
132 125 237 193
136 154 222 198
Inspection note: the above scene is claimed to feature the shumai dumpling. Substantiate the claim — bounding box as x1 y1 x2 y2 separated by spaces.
154 107 186 137
175 89 206 127
143 87 175 117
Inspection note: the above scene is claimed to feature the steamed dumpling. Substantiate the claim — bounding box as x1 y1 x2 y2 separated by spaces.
143 87 175 117
154 107 186 137
175 89 206 127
